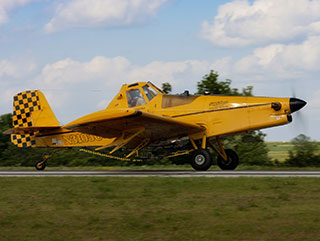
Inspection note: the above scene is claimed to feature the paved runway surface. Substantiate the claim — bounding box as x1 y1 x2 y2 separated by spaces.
1 170 320 177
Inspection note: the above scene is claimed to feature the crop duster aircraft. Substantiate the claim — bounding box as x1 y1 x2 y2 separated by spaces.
4 81 306 171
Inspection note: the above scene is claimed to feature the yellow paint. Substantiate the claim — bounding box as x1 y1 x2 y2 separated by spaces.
7 81 294 153
35 128 114 147
105 82 292 139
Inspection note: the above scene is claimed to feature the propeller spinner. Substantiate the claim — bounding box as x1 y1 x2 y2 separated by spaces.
290 98 307 113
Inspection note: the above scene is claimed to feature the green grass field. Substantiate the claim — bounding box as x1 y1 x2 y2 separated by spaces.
266 142 295 162
0 177 320 241
266 141 320 162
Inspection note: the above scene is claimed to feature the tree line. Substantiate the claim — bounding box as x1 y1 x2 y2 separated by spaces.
0 70 319 167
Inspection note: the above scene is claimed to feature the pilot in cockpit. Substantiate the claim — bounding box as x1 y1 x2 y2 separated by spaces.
127 89 146 107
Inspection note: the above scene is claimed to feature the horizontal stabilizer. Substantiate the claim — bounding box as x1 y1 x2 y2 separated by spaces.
4 126 60 135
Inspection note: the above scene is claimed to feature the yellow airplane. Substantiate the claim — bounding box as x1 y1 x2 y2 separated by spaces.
5 81 306 171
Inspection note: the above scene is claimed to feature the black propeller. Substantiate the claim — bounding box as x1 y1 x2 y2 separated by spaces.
289 98 307 113
289 96 308 134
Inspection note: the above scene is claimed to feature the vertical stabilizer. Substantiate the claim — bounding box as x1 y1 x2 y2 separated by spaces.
11 90 59 147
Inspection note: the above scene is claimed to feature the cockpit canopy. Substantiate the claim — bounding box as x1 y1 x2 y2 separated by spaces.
126 82 162 107
107 81 165 110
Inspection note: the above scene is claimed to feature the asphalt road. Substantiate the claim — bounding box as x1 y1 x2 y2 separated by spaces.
1 170 320 177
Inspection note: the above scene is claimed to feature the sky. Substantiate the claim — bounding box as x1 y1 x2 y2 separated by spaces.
0 0 319 141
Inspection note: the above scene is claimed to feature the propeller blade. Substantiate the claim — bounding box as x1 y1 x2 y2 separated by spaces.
290 86 308 133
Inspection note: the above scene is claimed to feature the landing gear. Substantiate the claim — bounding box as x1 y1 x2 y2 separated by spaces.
35 160 46 171
208 137 239 171
191 149 212 171
217 149 239 170
188 135 239 171
34 150 59 171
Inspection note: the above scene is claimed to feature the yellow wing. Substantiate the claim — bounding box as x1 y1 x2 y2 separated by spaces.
63 108 205 142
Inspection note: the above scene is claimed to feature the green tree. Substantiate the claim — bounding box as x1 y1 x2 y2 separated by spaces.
0 114 12 160
197 70 253 96
285 134 320 167
223 131 270 166
0 113 126 167
162 82 172 94
197 70 270 166
0 113 51 166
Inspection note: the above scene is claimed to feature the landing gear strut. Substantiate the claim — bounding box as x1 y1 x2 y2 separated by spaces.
35 149 59 171
208 137 239 171
216 149 239 170
189 135 239 171
35 159 46 171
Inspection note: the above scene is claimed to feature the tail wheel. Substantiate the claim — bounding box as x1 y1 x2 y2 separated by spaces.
35 160 46 171
217 149 239 170
191 149 212 171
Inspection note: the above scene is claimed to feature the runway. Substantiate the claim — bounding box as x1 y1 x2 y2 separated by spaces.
1 170 320 177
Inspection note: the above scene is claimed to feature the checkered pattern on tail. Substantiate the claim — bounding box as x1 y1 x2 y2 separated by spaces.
11 90 40 148
11 133 36 148
12 90 41 128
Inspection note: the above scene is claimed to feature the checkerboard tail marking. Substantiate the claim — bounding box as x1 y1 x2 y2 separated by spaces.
11 90 40 147
11 133 36 148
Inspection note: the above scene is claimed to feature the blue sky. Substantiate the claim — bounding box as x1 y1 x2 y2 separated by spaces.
0 0 319 141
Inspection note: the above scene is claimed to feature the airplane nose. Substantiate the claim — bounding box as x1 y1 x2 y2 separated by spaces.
290 98 307 113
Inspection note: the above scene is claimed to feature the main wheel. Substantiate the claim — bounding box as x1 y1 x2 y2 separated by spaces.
35 160 46 171
217 149 239 170
191 149 212 171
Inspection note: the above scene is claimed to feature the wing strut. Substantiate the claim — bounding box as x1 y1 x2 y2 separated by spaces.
95 127 145 152
126 138 150 158
207 136 228 160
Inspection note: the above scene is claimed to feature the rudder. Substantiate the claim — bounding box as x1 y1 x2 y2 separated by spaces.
11 90 59 147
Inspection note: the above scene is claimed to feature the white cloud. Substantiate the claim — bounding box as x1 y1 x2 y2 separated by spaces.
30 55 319 141
36 56 223 95
36 57 218 97
45 0 168 33
0 60 16 78
0 58 37 116
0 0 40 25
201 0 320 47
0 59 37 79
309 89 320 114
39 56 130 86
0 86 18 114
33 56 132 116
0 55 318 141
30 56 231 122
128 58 234 90
234 36 320 78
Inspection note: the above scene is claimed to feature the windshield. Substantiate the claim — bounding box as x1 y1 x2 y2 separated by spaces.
126 88 147 107
147 81 166 94
142 85 158 101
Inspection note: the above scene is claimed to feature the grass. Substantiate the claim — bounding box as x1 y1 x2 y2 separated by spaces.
2 165 320 171
266 141 320 162
266 142 294 162
0 177 320 241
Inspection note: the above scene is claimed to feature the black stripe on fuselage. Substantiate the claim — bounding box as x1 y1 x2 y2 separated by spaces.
171 103 271 118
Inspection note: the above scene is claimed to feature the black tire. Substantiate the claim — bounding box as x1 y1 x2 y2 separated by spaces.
191 149 212 171
35 160 46 171
217 149 239 170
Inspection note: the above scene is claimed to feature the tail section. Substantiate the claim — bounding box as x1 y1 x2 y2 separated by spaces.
11 90 60 147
